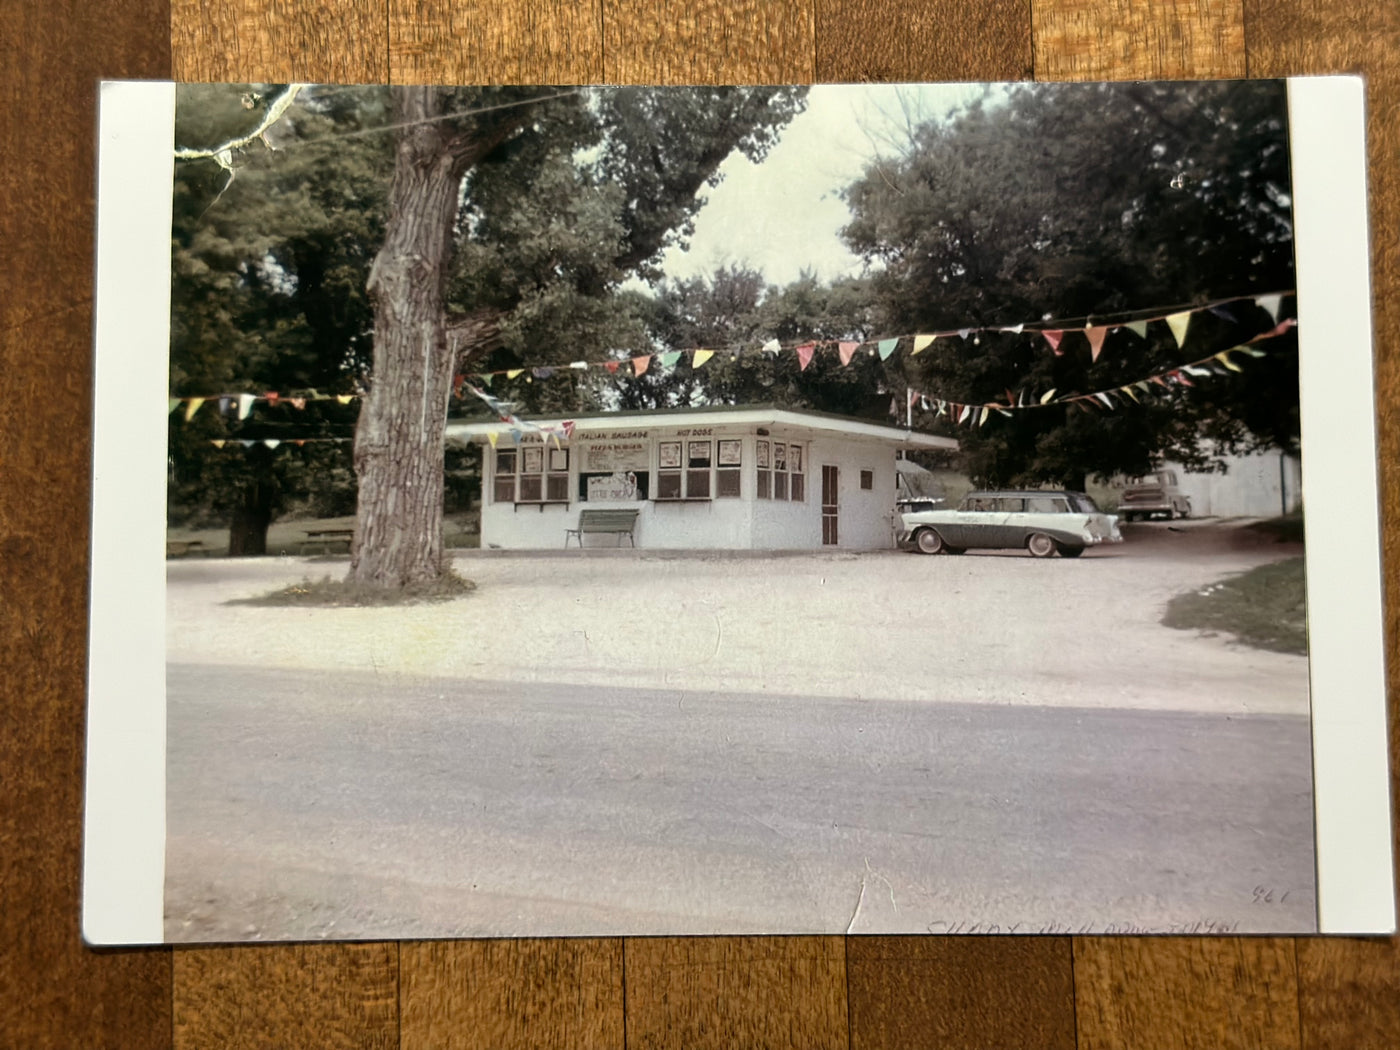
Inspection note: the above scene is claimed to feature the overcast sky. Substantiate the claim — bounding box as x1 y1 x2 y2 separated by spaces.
654 83 994 289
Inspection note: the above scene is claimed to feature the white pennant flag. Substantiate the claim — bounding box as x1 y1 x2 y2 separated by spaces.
1256 294 1283 323
237 393 257 420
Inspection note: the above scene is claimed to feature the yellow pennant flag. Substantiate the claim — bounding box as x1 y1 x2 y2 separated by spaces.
184 397 205 421
1165 311 1192 348
1121 385 1140 402
211 439 226 449
507 369 524 380
692 349 714 368
1216 350 1243 372
487 431 499 448
911 334 935 355
336 394 354 405
1039 388 1057 404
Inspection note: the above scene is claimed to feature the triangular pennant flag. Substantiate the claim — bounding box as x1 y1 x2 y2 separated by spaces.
263 439 280 449
1256 294 1283 322
1215 350 1243 373
1001 324 1024 335
237 393 256 420
1042 330 1064 354
569 361 589 371
605 360 620 373
957 329 972 340
1208 305 1237 323
487 431 498 448
692 349 714 368
507 369 524 380
239 440 255 448
1251 317 1297 341
877 338 898 360
294 440 305 447
1183 365 1213 377
761 339 780 354
795 343 815 371
632 355 650 376
1126 320 1149 339
1165 311 1192 348
264 391 279 405
533 367 555 378
1094 392 1115 408
289 397 306 410
958 404 971 425
336 394 354 405
211 439 226 449
562 420 575 439
1172 370 1195 387
216 395 234 415
478 373 493 388
838 341 859 365
1086 326 1108 362
911 334 935 355
184 397 205 422
168 398 181 414
1039 388 1057 404
659 351 681 369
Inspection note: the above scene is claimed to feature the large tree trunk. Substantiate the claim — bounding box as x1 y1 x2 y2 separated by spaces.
349 88 465 588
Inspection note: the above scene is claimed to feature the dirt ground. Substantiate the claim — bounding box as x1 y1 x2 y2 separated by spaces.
167 519 1310 715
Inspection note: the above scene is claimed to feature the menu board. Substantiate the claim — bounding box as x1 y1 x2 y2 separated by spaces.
582 441 648 473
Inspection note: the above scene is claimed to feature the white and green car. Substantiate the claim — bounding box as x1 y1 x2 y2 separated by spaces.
899 490 1123 558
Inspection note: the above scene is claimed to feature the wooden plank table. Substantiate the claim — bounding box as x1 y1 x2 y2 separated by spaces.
3 0 1396 1047
301 527 355 555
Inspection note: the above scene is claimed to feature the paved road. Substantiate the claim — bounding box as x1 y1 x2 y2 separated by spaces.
166 663 1317 940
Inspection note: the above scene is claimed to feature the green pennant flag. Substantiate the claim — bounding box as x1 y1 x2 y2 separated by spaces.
478 373 493 387
168 397 181 414
877 338 899 360
659 350 682 368
1126 321 1148 339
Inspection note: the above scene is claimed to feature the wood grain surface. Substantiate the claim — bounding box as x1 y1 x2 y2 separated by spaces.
2 0 1396 1047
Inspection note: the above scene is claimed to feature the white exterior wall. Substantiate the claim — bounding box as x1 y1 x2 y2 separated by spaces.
1174 451 1303 518
478 423 909 550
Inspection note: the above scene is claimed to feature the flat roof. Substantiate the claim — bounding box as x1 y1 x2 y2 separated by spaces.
445 404 957 451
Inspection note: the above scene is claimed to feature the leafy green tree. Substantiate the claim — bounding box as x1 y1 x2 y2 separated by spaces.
841 80 1297 489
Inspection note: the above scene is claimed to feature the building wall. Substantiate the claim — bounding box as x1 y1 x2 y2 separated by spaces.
478 425 906 550
1172 451 1302 518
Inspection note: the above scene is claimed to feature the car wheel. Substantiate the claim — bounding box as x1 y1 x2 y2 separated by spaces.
1056 543 1084 558
1177 502 1190 519
1026 532 1056 558
915 528 945 555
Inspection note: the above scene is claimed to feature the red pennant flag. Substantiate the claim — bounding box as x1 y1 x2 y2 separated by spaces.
1085 326 1108 362
1042 330 1064 354
796 343 816 371
838 341 859 365
1251 317 1297 342
452 375 465 398
605 361 620 373
632 355 651 376
264 391 279 405
1171 370 1194 387
562 420 575 438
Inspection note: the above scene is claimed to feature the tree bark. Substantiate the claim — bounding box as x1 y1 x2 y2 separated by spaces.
348 88 466 588
227 481 274 556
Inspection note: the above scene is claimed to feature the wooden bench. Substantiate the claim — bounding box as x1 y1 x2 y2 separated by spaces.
165 539 208 558
564 509 639 548
301 527 355 555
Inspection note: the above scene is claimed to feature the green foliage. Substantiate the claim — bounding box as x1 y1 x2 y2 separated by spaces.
841 80 1297 487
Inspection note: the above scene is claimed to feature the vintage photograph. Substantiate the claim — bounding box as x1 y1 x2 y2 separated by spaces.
155 80 1317 941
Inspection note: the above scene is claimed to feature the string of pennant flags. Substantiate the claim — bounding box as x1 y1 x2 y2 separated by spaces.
903 317 1296 429
169 289 1294 421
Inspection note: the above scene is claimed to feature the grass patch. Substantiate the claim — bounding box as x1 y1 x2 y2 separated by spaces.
232 568 476 607
1162 557 1307 655
1244 512 1305 544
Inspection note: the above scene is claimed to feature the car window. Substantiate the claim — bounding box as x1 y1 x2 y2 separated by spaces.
996 497 1025 512
963 497 993 511
1070 494 1100 513
1025 496 1063 513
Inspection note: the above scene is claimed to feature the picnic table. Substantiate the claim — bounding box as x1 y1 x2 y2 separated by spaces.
301 527 354 555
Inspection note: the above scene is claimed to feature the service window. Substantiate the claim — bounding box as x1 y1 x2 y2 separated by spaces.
717 439 742 498
493 448 517 503
496 443 569 504
773 443 788 500
687 441 712 499
756 440 772 499
859 469 874 491
790 444 804 502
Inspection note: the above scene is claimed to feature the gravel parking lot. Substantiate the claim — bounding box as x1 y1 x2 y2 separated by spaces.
168 520 1309 715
